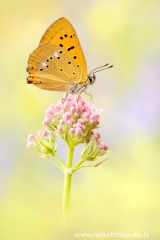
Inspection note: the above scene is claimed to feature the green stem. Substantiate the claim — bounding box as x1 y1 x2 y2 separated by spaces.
52 154 66 168
43 158 63 169
74 158 85 168
63 146 74 227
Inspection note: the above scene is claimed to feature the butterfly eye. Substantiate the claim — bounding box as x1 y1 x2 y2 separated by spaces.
88 74 96 85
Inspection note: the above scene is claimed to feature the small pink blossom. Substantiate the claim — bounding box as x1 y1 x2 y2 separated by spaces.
41 130 49 137
57 125 63 133
70 118 75 124
81 125 86 131
50 104 54 111
90 130 94 135
78 119 84 124
43 120 47 126
74 112 78 117
63 112 71 121
70 128 75 133
100 141 105 147
73 123 82 128
70 106 76 114
75 127 83 137
67 120 74 126
27 134 34 147
95 133 101 139
59 119 65 125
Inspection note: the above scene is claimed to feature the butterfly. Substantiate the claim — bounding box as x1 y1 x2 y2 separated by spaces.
26 17 113 103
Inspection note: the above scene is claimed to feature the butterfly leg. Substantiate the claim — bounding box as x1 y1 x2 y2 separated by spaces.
61 89 69 103
83 90 94 105
76 83 92 103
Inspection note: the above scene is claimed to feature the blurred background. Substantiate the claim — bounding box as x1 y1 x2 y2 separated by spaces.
0 0 160 239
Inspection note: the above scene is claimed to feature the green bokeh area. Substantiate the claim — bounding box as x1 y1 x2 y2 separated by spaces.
0 0 160 239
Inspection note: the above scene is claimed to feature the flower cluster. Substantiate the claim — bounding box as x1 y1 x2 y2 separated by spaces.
27 130 57 159
81 131 108 161
43 95 102 147
27 95 108 164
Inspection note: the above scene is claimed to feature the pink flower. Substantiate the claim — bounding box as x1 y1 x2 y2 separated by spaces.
27 134 34 147
57 125 63 133
78 119 84 124
67 120 74 126
100 141 105 147
70 106 76 114
43 95 103 147
59 119 65 125
27 95 108 164
81 125 86 131
95 133 101 140
70 128 75 133
73 123 82 128
75 127 83 137
63 112 71 121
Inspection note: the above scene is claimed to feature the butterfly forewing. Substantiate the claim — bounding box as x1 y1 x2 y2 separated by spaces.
27 43 81 91
39 17 87 83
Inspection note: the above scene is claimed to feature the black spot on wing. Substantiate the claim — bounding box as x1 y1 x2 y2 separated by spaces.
59 44 63 47
67 46 75 51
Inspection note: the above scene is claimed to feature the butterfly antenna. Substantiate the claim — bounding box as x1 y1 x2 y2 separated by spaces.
89 63 109 75
90 65 114 75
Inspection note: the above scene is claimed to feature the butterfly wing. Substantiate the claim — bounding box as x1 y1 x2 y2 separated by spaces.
27 43 81 91
39 17 87 83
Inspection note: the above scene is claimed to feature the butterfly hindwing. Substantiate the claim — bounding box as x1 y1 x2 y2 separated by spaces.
27 43 81 91
39 17 87 83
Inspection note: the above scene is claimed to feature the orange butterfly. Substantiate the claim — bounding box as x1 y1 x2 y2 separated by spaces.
26 17 113 102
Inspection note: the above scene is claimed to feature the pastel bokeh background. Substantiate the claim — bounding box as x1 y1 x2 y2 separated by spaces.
0 0 160 239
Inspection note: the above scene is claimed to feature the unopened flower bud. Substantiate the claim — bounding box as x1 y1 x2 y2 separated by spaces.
27 130 57 159
81 133 108 161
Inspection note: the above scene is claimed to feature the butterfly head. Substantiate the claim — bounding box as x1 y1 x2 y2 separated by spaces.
88 74 96 85
88 63 114 85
